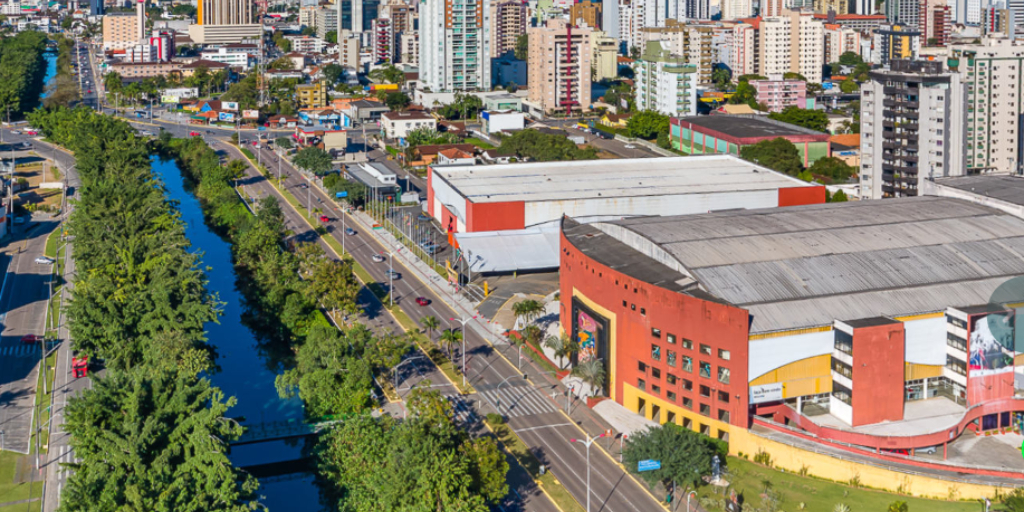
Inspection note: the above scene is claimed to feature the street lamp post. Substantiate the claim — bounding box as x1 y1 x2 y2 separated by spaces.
493 374 523 413
449 315 476 387
686 491 697 512
570 433 606 512
391 355 425 392
388 250 395 307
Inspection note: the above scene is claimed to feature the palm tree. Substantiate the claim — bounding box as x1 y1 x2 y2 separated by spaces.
439 329 462 360
544 332 580 369
571 358 606 397
421 316 439 340
521 325 542 347
511 299 544 330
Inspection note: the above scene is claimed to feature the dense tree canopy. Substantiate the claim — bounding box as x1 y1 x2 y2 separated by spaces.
626 110 670 140
498 129 598 162
768 106 830 132
293 146 334 175
0 31 48 119
807 156 855 182
622 423 720 490
739 137 804 176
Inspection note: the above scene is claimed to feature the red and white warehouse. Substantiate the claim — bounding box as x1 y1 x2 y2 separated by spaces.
426 155 825 235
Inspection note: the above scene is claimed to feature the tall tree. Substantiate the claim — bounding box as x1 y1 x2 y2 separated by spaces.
626 110 670 140
572 358 606 396
292 146 333 175
622 422 718 492
768 106 829 132
739 137 804 176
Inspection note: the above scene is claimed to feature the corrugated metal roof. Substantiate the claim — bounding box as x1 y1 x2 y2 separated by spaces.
433 155 813 204
936 175 1024 207
454 228 561 273
593 197 1024 333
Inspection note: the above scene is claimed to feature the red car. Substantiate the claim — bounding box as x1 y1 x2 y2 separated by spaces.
20 334 42 344
319 215 330 223
189 131 200 137
72 356 88 378
415 297 430 306
24 130 37 135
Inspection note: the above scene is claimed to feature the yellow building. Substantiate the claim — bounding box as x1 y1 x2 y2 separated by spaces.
296 81 329 110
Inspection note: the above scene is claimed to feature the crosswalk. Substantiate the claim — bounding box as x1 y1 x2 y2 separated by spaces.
444 394 476 425
0 344 42 357
479 386 560 418
53 444 78 482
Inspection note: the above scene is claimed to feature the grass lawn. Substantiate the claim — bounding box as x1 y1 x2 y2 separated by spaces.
696 457 983 512
0 451 42 508
0 501 39 512
462 137 495 150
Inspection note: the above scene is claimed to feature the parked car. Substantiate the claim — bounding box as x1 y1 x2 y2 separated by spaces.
9 130 19 134
918 446 937 455
415 297 430 306
34 256 54 265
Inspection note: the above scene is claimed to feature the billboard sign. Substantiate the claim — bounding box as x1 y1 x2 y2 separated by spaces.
161 95 179 104
242 109 259 119
162 87 198 98
218 112 235 122
749 383 784 404
969 311 1015 377
637 460 661 472
222 101 239 112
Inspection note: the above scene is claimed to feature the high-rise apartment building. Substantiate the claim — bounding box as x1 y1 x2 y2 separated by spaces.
919 0 950 46
872 23 920 66
593 31 620 81
761 0 784 16
603 0 620 39
885 0 918 25
950 0 981 24
380 2 416 33
948 36 1024 174
730 20 757 75
570 0 602 28
299 6 317 27
813 0 848 15
750 77 807 111
316 5 340 38
197 0 254 25
633 41 698 116
981 5 1014 35
103 13 138 50
641 20 714 83
489 0 527 58
823 22 862 63
759 10 823 81
527 19 592 113
399 32 419 64
859 60 966 199
372 17 393 63
421 0 492 91
338 29 362 69
721 0 753 19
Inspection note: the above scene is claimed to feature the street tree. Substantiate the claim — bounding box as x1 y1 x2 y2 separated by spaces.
293 146 333 175
439 328 463 360
421 315 440 339
511 299 544 329
572 358 606 396
622 422 718 492
626 110 670 140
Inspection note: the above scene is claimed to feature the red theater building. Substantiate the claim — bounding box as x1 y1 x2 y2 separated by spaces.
560 197 1024 458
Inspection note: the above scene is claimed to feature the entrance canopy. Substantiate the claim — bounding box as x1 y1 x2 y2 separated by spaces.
454 227 560 273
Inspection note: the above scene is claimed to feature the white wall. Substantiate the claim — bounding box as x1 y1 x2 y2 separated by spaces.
904 316 947 366
748 329 834 382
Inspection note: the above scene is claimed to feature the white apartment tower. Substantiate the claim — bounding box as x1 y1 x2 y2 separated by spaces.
421 0 492 91
634 41 699 116
949 36 1024 174
721 0 753 19
527 19 592 113
759 10 823 81
859 60 966 199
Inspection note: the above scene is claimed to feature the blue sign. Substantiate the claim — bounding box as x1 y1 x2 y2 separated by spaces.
638 460 661 472
218 112 235 122
258 126 267 131
336 191 348 198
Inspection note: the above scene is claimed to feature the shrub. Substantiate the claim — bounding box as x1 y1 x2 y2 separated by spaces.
486 412 504 425
753 448 773 467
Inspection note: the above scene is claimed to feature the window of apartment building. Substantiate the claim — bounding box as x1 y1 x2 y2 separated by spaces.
683 397 693 409
638 378 647 391
651 328 661 338
834 329 853 355
667 373 677 385
699 384 711 398
667 391 677 402
667 350 677 367
700 403 711 416
682 379 693 391
682 356 693 373
652 344 661 361
640 308 646 316
682 338 693 350
832 357 853 379
651 367 661 380
699 344 712 356
718 367 730 385
718 390 730 403
718 349 730 361
832 381 852 405
667 333 676 344
718 409 730 423
638 361 647 373
699 361 712 379
946 354 967 376
652 384 661 395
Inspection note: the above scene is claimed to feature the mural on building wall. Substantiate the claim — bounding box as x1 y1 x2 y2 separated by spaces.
969 311 1015 377
577 310 599 362
571 297 611 394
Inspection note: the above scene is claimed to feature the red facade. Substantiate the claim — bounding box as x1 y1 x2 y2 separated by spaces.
849 320 906 426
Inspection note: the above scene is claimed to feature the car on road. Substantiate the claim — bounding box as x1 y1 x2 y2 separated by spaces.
415 297 430 306
25 130 37 135
87 89 92 93
34 256 55 265
372 254 385 263
20 334 43 344
385 270 401 279
9 130 19 135
319 215 330 223
345 228 356 236
189 131 200 137
624 144 636 149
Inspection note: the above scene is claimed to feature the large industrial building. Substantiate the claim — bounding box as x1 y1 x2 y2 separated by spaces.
560 196 1024 460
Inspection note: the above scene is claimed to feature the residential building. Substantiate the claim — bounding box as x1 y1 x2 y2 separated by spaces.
948 36 1024 174
200 44 256 69
380 2 416 33
729 21 757 76
527 19 593 114
641 20 714 84
570 0 602 29
919 0 950 46
811 12 887 30
338 30 362 69
721 0 753 19
489 0 527 58
492 52 527 87
285 35 329 53
619 0 634 49
1005 0 1023 33
980 5 1013 36
296 81 329 110
372 17 393 63
759 10 824 82
593 31 619 81
633 41 699 117
299 5 317 27
421 0 492 92
750 77 807 111
871 23 920 66
859 60 966 199
813 0 849 15
823 23 862 63
885 0 918 26
381 111 437 138
102 13 137 50
316 5 340 38
189 0 260 43
89 0 102 16
399 32 419 64
762 0 784 16
950 0 981 24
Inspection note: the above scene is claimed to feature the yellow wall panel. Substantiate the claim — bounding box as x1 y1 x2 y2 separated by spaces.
749 355 831 386
904 363 943 381
622 383 733 438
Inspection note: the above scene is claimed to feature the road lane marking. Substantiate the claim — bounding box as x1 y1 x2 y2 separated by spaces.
512 423 574 433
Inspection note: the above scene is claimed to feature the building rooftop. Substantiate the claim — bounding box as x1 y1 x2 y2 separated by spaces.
383 111 433 120
582 197 1024 333
934 175 1024 208
674 114 830 140
432 154 814 204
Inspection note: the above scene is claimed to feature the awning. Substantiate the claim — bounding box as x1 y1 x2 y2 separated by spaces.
454 227 561 273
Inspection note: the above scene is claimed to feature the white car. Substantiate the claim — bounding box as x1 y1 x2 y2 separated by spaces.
372 254 385 263
9 130 19 135
34 257 54 265
624 144 636 149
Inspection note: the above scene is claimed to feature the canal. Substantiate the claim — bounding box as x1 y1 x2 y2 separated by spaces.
151 156 324 511
41 49 57 99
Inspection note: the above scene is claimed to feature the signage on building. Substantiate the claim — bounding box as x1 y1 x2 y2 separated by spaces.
218 112 235 122
837 150 857 156
161 95 179 104
749 383 784 404
222 101 239 112
161 87 198 99
242 109 259 119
